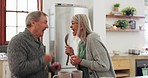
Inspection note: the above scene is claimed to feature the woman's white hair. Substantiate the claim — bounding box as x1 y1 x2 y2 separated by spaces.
72 14 92 43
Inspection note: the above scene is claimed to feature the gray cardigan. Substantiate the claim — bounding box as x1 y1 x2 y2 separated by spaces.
7 29 48 78
80 32 116 78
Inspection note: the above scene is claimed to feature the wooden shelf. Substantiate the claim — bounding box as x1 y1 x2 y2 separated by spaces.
106 29 145 32
115 70 130 77
106 14 145 19
116 73 129 77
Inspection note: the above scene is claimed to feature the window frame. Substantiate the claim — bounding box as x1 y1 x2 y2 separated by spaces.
0 0 42 45
0 0 6 45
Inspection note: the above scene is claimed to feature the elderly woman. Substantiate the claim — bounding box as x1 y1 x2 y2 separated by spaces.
65 14 116 78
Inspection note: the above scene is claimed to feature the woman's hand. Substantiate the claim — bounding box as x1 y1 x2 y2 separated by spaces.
70 55 82 65
65 45 74 56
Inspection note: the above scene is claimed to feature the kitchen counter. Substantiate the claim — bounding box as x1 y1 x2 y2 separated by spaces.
111 54 148 60
125 76 148 78
111 54 148 77
0 53 7 60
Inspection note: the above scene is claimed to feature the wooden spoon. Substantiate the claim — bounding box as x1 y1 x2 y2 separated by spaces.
64 33 69 65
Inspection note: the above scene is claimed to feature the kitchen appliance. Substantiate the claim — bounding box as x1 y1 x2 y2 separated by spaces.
49 3 88 71
136 59 148 76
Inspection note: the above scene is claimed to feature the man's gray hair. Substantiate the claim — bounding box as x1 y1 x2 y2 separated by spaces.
26 11 47 28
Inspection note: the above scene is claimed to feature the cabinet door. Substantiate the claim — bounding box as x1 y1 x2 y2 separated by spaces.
0 61 3 78
112 59 130 70
2 61 11 78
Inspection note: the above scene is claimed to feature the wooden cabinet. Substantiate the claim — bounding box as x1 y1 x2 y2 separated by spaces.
0 60 10 78
113 59 130 70
112 54 148 77
112 59 130 77
0 61 3 78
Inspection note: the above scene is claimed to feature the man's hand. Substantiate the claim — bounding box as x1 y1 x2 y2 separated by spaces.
43 54 53 64
50 62 61 72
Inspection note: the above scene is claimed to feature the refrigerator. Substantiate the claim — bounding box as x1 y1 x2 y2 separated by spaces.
49 3 88 71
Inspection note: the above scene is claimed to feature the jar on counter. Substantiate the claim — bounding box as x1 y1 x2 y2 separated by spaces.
128 49 140 55
128 49 133 54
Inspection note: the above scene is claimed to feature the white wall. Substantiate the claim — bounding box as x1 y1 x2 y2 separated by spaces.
93 0 106 44
42 0 93 52
105 0 145 53
42 0 145 54
106 0 145 16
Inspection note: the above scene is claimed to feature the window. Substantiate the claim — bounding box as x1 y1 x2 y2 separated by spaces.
0 0 42 44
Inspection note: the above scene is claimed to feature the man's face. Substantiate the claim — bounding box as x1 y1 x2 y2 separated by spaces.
32 14 48 38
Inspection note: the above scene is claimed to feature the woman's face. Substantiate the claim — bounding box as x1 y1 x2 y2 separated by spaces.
70 20 78 36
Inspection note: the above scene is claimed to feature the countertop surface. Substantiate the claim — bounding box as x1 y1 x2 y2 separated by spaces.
98 76 148 78
0 53 7 60
125 76 148 78
111 53 148 60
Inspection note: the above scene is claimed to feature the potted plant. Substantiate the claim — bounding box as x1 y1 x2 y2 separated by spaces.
121 7 136 16
113 3 120 11
113 20 128 29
